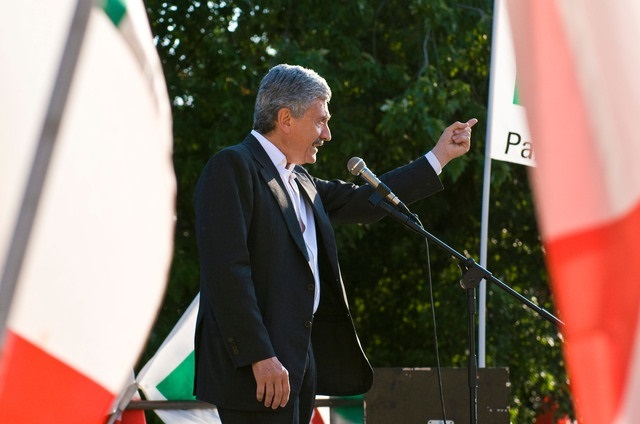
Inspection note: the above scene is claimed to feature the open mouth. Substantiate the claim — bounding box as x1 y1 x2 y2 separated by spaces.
313 140 324 148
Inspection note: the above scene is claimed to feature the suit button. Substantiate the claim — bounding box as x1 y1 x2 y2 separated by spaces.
304 321 312 329
307 283 315 292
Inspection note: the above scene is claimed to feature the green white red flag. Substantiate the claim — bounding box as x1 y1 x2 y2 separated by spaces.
486 0 534 167
0 0 175 422
136 294 221 424
136 294 332 423
507 1 640 422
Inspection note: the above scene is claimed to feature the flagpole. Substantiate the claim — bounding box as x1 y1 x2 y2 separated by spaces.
479 0 502 368
0 0 94 349
479 160 492 368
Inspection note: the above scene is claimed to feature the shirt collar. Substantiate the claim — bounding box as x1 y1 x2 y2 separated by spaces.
251 130 294 174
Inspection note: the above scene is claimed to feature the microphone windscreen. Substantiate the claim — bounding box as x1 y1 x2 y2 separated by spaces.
347 157 365 175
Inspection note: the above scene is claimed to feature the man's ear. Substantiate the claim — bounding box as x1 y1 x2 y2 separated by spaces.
276 108 292 134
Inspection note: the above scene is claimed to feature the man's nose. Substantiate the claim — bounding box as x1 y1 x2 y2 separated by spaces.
322 125 331 142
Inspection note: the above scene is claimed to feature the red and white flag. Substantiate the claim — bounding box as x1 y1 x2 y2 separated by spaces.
0 0 175 422
507 1 640 423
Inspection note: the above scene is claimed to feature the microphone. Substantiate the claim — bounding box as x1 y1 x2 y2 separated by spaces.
347 157 408 211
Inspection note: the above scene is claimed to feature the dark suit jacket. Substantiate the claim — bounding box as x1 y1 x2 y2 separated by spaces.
193 134 443 411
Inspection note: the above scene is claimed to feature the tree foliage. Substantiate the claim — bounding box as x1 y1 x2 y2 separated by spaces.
141 0 574 421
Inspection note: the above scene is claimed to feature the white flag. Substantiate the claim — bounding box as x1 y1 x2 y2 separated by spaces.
136 295 338 423
486 0 534 167
0 0 175 422
137 294 221 423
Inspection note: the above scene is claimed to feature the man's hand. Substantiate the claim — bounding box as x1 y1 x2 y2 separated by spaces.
252 356 290 409
431 118 478 168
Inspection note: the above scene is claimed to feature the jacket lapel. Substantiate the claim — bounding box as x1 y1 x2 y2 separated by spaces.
244 136 309 259
295 170 341 278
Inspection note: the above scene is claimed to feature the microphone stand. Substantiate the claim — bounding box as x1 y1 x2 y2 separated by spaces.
369 195 563 424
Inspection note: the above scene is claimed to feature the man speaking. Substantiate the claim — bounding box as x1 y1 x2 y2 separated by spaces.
193 63 476 424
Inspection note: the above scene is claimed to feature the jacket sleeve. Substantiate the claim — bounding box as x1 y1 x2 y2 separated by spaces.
314 156 443 225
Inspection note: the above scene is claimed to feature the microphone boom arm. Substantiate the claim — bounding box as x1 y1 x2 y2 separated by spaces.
368 194 564 327
367 192 562 424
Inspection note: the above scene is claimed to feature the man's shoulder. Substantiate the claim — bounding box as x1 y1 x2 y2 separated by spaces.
208 134 260 164
215 134 255 155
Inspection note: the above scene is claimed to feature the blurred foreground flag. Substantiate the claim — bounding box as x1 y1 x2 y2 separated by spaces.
137 294 221 424
0 0 175 422
507 1 640 423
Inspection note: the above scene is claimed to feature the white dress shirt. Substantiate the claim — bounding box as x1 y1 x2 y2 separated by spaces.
251 130 443 313
252 130 321 312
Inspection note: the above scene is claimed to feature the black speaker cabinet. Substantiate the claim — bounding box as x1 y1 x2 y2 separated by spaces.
363 367 510 423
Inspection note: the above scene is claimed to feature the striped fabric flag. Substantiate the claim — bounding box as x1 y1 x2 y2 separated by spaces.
486 0 534 167
480 0 536 370
137 295 336 423
0 0 175 423
328 396 362 424
507 1 640 423
136 294 221 424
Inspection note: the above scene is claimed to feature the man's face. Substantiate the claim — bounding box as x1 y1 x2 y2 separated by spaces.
286 99 331 165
